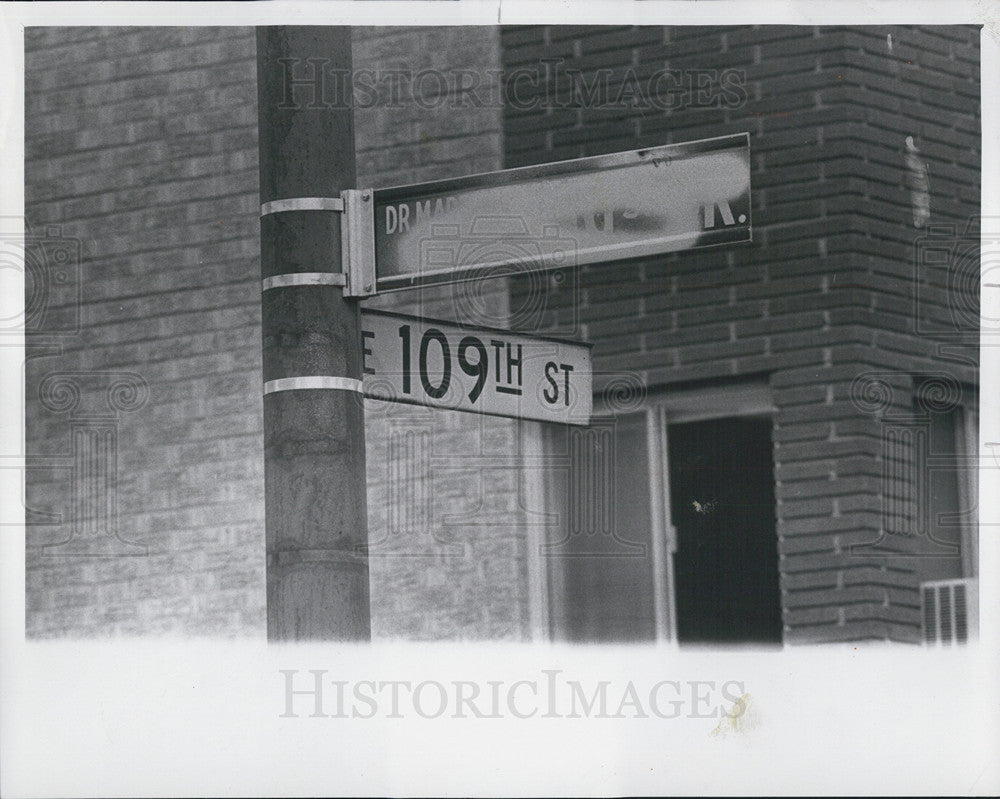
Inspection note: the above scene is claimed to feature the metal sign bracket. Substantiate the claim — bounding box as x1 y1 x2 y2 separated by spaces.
341 188 377 298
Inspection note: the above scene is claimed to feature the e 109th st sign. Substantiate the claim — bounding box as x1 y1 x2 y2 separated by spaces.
360 310 592 425
360 133 750 294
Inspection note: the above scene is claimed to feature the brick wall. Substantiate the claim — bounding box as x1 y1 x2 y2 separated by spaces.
25 27 264 636
501 25 980 643
25 26 525 639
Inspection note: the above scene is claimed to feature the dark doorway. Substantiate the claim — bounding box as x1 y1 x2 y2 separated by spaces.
668 416 782 645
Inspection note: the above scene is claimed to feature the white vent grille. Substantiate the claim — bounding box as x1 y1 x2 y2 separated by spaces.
921 578 978 645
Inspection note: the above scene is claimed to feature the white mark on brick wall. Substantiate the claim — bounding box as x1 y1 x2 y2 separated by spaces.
905 136 931 228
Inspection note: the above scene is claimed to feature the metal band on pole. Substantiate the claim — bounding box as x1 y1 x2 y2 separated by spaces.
261 272 347 291
260 197 344 216
268 548 368 568
263 376 364 395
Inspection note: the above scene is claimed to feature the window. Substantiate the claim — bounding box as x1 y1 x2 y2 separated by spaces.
912 383 979 583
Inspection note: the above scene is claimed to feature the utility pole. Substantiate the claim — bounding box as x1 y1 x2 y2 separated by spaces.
256 27 371 640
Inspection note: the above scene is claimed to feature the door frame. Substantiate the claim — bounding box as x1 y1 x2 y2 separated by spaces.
528 379 776 643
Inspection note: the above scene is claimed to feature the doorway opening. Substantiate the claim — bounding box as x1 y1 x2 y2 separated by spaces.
541 384 783 646
668 416 782 645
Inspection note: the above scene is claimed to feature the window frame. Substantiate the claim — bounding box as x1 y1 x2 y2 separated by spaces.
953 395 979 578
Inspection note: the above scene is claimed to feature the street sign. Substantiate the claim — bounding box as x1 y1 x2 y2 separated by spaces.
360 309 592 425
363 133 750 294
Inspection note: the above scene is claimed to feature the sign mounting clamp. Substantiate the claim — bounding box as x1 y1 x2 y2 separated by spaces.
259 191 376 297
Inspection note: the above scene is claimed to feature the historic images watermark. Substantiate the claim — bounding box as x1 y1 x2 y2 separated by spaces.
32 371 150 557
0 217 82 339
279 668 748 720
3 216 150 557
432 215 580 336
276 59 748 112
913 216 991 342
843 215 985 561
849 371 975 557
2 218 81 548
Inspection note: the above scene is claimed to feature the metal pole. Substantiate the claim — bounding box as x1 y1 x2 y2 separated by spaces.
256 26 371 640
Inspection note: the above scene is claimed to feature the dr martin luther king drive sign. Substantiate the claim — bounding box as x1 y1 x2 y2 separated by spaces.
363 132 750 293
